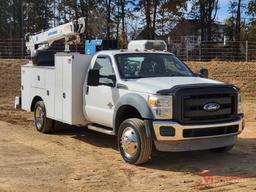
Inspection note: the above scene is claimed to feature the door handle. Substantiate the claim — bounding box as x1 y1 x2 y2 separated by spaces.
86 86 89 95
63 92 66 99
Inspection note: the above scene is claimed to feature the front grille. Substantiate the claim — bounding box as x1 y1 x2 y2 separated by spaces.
159 84 239 124
183 125 239 138
182 93 236 123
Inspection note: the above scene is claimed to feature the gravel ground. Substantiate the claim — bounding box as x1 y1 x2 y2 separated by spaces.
0 59 255 192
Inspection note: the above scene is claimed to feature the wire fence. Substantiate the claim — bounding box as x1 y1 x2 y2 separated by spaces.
168 37 256 62
0 38 84 59
1 38 256 62
0 39 26 59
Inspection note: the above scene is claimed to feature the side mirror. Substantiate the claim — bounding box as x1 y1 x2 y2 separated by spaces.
87 69 100 86
108 74 116 85
199 68 209 78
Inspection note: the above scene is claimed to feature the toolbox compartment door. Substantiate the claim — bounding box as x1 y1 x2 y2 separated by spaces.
21 66 31 111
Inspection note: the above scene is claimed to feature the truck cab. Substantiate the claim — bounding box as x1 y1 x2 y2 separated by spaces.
21 40 244 165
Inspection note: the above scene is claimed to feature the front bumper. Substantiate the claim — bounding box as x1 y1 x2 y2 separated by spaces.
152 115 244 152
153 115 244 141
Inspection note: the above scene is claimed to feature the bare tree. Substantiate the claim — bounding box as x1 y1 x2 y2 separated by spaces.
190 0 219 41
235 0 242 40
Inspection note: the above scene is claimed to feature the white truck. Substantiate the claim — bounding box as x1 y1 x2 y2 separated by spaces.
20 20 244 164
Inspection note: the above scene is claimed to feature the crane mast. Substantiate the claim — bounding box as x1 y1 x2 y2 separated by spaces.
25 17 86 57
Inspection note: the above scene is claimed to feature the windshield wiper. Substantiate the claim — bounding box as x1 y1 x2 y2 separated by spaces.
123 74 191 79
123 76 153 79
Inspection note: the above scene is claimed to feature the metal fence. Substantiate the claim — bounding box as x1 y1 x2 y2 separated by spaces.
0 39 26 59
0 38 84 59
168 37 256 62
1 38 256 61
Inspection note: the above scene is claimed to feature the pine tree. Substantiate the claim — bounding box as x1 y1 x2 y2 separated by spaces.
0 1 10 38
24 0 54 33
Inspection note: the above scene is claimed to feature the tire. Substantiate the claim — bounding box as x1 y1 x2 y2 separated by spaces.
34 101 53 133
210 145 234 152
118 118 152 165
32 50 55 66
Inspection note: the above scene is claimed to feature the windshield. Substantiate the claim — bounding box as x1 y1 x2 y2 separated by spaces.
115 53 194 79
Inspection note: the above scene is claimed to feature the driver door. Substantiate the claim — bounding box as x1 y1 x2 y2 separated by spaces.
85 56 116 127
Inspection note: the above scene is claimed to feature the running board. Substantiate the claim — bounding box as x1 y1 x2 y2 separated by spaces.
87 125 115 135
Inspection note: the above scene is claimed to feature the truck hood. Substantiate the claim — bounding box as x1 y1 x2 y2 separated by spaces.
123 77 223 94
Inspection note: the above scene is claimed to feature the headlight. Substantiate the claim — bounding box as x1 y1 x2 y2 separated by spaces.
148 95 173 119
237 92 243 114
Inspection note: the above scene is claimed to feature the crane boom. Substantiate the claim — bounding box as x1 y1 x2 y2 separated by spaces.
26 17 86 56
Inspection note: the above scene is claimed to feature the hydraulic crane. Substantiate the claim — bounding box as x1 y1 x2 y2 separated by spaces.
25 17 86 58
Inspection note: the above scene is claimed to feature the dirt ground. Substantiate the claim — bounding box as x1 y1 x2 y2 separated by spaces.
0 59 256 192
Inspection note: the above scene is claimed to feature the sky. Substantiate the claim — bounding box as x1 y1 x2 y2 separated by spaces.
186 0 249 22
126 0 251 37
216 0 249 22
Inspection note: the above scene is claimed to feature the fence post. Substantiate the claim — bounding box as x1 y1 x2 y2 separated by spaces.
186 39 189 61
245 40 248 62
21 38 24 59
199 43 201 61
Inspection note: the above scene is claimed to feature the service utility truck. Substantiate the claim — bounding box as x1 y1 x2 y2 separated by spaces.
20 18 244 164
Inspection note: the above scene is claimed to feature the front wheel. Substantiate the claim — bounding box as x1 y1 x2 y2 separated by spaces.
118 118 152 165
34 101 53 133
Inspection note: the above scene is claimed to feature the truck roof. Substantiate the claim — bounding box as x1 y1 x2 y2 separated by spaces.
95 50 174 56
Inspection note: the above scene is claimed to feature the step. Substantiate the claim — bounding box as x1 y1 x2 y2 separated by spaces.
87 124 115 135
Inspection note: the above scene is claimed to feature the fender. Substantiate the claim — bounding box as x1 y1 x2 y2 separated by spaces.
113 93 155 138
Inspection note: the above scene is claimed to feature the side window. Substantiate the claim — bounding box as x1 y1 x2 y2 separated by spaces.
163 57 187 76
93 57 115 85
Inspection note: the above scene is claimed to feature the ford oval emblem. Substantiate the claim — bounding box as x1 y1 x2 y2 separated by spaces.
203 103 220 112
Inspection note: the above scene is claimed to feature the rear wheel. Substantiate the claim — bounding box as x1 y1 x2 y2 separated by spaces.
34 101 53 133
118 118 152 165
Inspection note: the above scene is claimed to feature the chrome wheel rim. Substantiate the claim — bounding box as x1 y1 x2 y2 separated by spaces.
35 106 44 130
121 127 139 159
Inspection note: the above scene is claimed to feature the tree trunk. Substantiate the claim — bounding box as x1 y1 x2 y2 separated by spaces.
143 0 152 39
199 0 218 41
79 0 89 37
199 0 205 41
12 0 17 38
121 0 125 33
106 0 112 39
207 1 213 41
235 0 241 40
18 0 23 38
152 0 158 39
74 0 78 20
116 0 120 41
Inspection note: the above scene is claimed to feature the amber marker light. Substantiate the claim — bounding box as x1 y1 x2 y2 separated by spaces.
148 96 157 107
